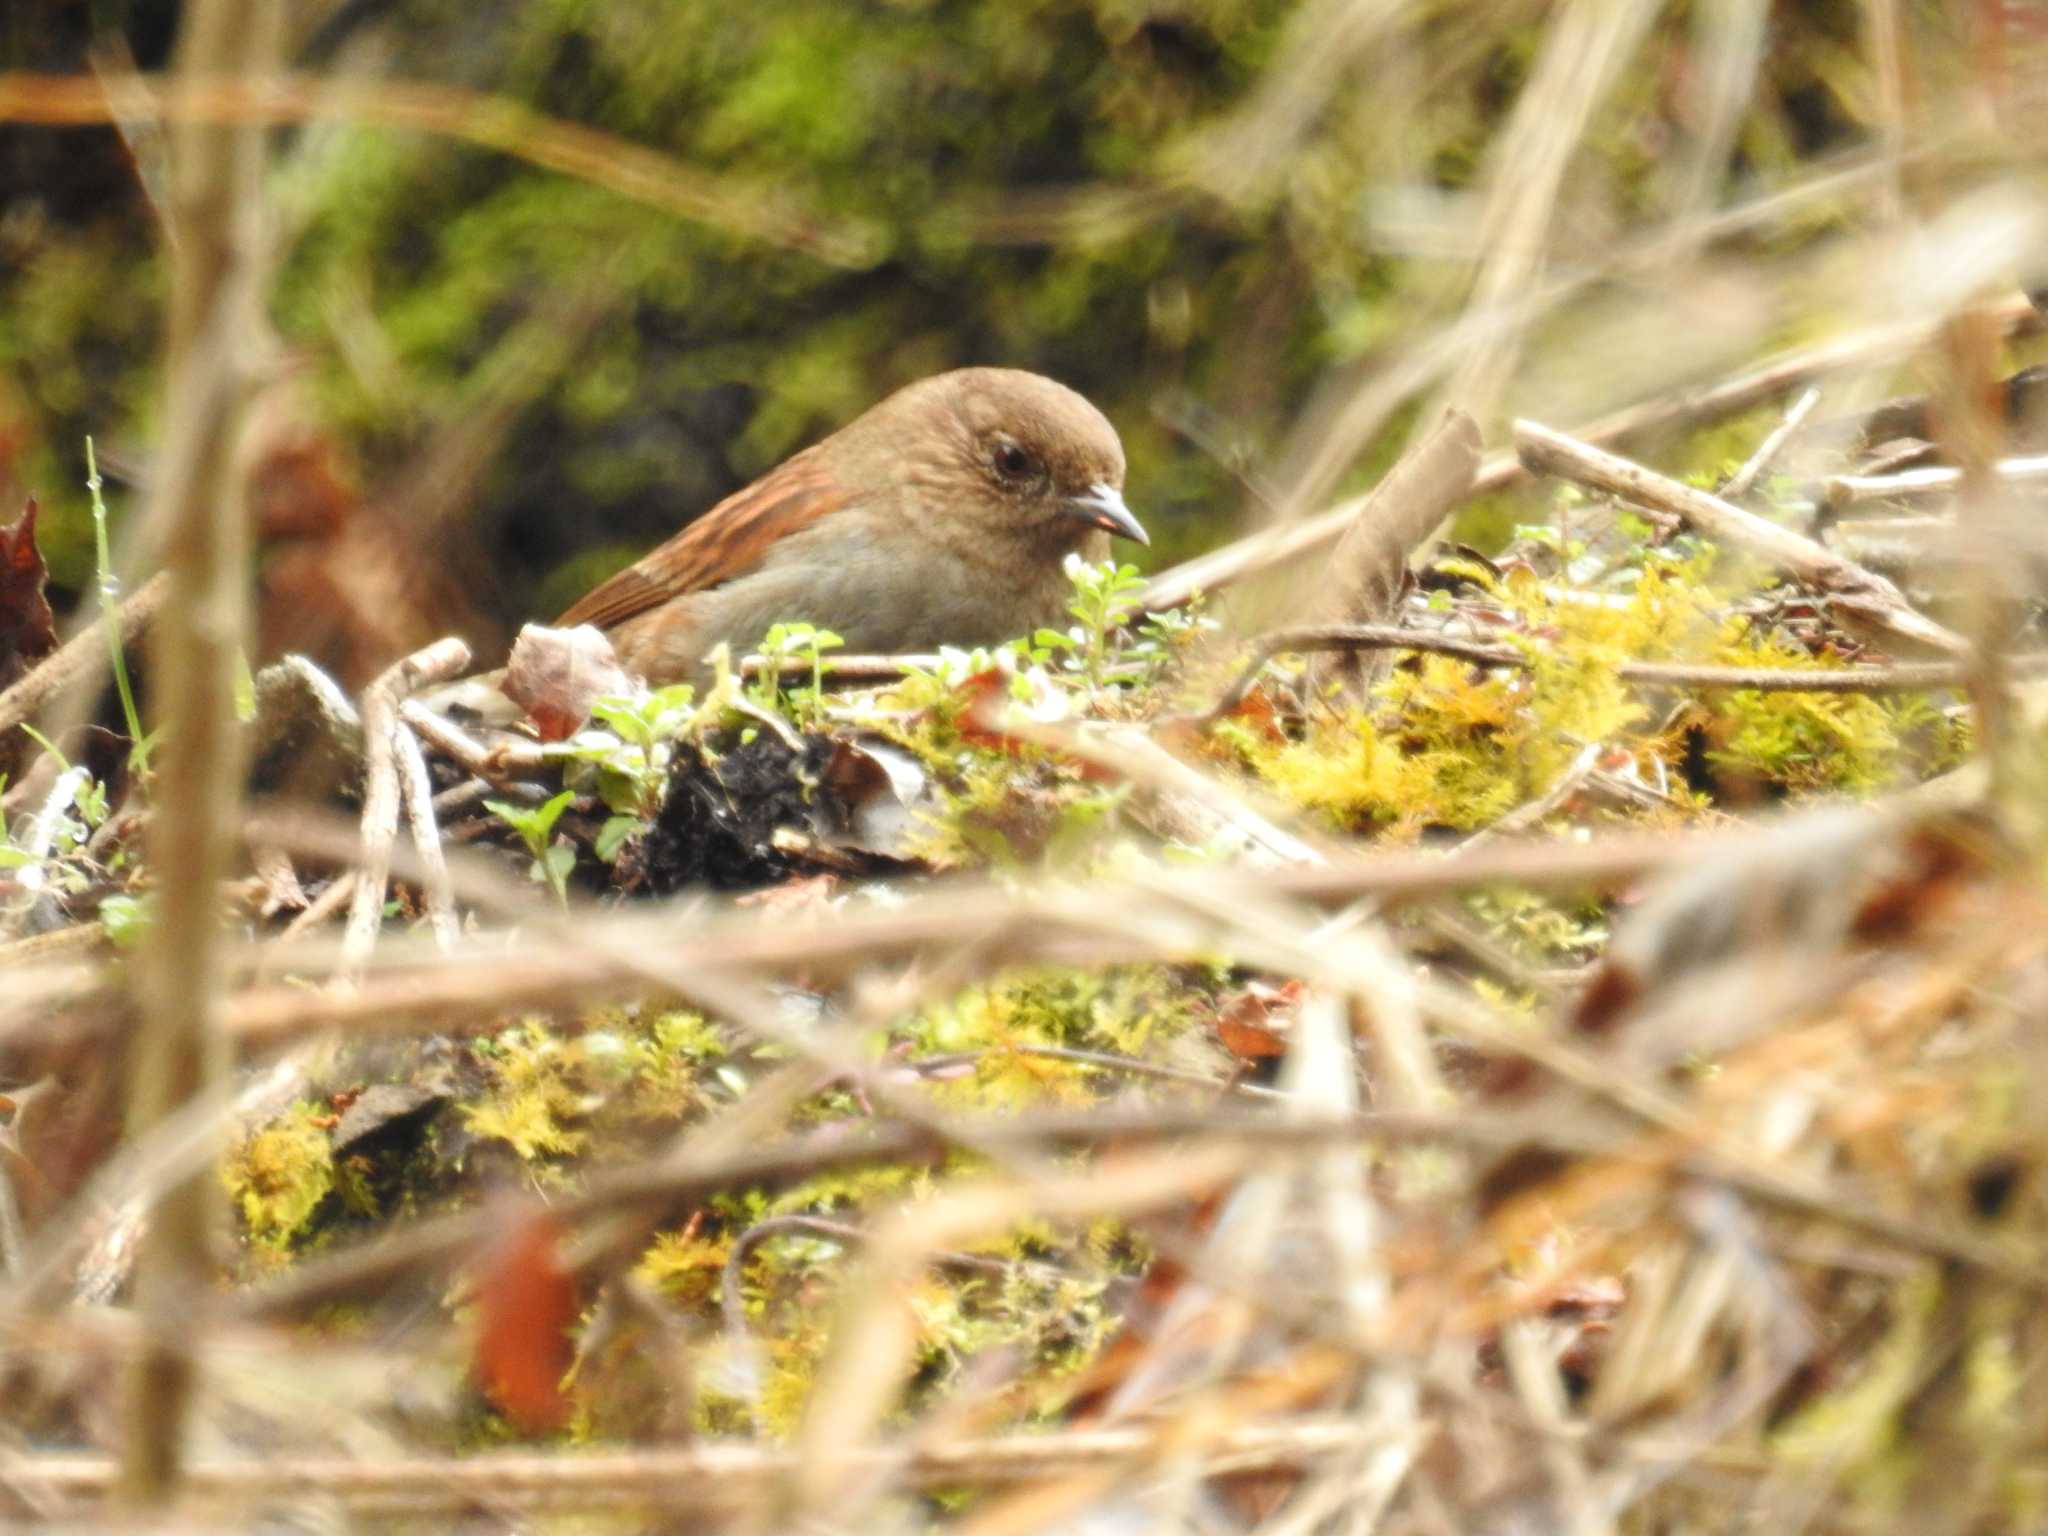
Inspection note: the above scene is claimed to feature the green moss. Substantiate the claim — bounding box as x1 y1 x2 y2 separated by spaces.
1700 623 1945 795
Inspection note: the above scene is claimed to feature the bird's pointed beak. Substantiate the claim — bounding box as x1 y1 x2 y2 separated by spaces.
1068 483 1148 546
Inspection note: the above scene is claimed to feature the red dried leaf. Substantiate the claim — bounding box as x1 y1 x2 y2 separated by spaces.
1212 979 1301 1060
949 669 1017 755
0 498 57 691
949 671 1118 782
1223 682 1285 744
472 1204 579 1433
503 623 630 743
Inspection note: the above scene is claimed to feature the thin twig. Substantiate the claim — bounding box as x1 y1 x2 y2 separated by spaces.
336 639 472 987
398 696 548 782
1198 625 1521 720
1722 386 1821 500
1137 293 2040 613
0 571 168 747
1821 453 2048 507
901 1043 1282 1101
1322 405 1482 623
121 0 278 1500
1514 418 1968 656
0 72 886 267
717 1213 1063 1356
195 818 1864 1051
276 870 356 942
0 1418 1394 1514
229 1084 2046 1333
391 721 460 951
1197 624 2010 723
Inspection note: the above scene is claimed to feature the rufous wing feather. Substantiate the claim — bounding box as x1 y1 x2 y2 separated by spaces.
555 443 850 631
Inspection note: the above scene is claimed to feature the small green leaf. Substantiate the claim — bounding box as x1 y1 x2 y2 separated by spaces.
595 814 641 863
99 893 153 948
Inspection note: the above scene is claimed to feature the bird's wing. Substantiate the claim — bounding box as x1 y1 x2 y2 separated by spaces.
554 442 850 631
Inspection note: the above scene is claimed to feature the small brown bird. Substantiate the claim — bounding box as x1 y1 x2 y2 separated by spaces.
555 368 1146 682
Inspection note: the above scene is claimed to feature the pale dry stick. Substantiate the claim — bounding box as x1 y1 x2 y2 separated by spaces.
1139 293 2040 614
1199 624 1520 721
1514 418 1969 657
1660 0 1771 239
83 39 171 233
0 73 885 267
1613 658 2024 691
1823 453 2048 506
1865 0 1908 230
1569 293 2037 453
397 696 547 783
1440 0 1661 426
1289 989 1406 1454
902 1043 1286 1102
1722 386 1821 500
1577 1190 1815 1525
1 1419 1389 1516
1305 404 1483 711
215 749 1966 1035
335 638 471 987
1500 1315 1601 1533
390 722 459 951
0 571 167 747
0 1142 23 1277
1459 743 1604 854
1074 723 1329 867
1831 515 1952 561
202 823 1798 1050
1932 310 2022 804
0 923 106 970
1321 405 1483 625
1257 0 1657 542
119 0 277 1501
276 870 355 941
1275 136 1953 547
1178 0 1402 206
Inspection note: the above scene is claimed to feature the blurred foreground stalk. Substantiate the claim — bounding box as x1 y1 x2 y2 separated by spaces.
124 0 279 1502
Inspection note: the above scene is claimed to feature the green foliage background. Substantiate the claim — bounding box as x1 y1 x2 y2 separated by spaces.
3 0 1885 631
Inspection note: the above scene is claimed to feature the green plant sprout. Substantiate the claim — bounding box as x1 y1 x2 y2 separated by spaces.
84 437 153 777
486 788 578 906
1032 555 1149 688
747 623 845 727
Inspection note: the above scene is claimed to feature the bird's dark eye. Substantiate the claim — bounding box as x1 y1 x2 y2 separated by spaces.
991 441 1037 480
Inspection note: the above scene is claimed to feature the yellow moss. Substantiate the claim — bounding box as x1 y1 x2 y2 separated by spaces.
1243 544 1958 831
1254 698 1520 837
220 1101 335 1256
463 1021 590 1164
634 1230 732 1308
622 1009 723 1120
